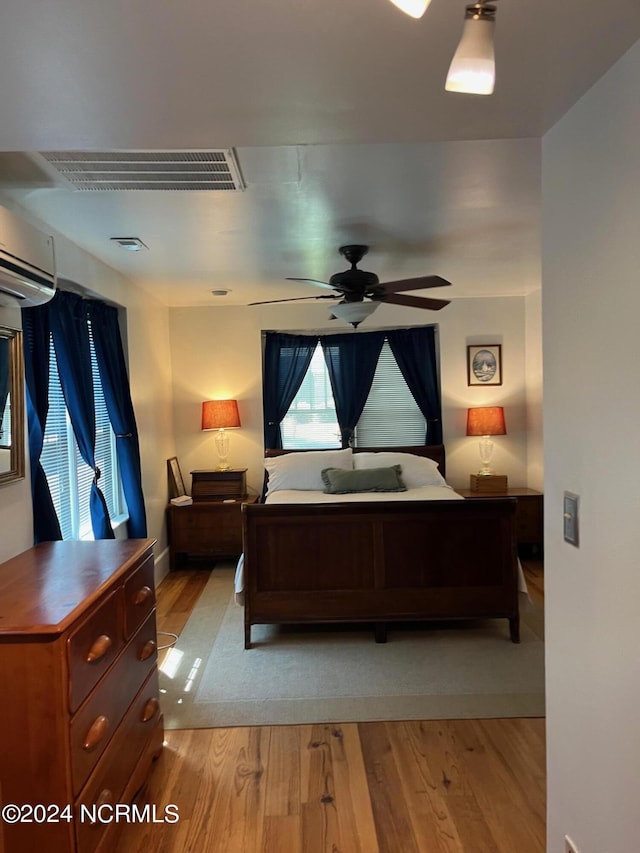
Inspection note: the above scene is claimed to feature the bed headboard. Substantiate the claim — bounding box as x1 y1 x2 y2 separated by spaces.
261 444 446 501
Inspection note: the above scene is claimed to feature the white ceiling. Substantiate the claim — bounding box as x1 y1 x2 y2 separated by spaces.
0 0 638 308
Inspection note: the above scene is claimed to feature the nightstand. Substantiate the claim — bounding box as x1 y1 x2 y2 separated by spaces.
190 468 247 501
167 495 257 570
456 487 544 553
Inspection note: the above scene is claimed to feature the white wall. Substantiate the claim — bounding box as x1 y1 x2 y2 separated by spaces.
169 294 533 494
543 40 640 852
0 198 176 577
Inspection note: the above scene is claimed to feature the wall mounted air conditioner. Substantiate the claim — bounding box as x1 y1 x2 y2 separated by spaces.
0 205 56 307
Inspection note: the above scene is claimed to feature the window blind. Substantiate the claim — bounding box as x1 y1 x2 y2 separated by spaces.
281 343 341 449
41 335 75 539
0 400 10 448
355 342 426 446
282 339 427 449
41 326 122 540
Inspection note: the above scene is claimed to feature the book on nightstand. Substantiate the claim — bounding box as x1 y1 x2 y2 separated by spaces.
469 474 508 492
170 495 193 506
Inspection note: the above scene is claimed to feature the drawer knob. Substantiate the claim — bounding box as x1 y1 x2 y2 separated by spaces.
84 788 113 824
133 585 153 606
95 789 113 808
85 634 113 663
138 639 157 661
141 697 160 723
83 715 110 751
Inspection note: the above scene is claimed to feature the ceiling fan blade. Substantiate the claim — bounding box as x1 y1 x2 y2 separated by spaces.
383 293 450 311
286 277 337 292
382 275 452 294
249 294 338 306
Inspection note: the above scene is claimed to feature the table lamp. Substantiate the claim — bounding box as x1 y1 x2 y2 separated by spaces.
466 406 506 475
201 399 241 470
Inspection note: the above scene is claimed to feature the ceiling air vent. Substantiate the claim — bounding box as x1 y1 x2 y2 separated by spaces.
110 237 148 251
37 150 245 191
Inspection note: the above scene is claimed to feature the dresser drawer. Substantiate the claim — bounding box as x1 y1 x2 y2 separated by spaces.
74 668 162 853
67 589 123 713
123 555 156 639
171 503 243 553
70 611 158 795
191 469 247 500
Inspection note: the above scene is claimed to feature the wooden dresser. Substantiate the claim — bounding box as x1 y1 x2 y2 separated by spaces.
0 539 163 853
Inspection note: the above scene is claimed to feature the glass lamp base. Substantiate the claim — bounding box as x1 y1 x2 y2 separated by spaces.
215 429 230 471
477 435 494 475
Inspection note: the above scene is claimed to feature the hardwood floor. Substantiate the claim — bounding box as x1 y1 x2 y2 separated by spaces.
118 562 546 852
522 556 544 608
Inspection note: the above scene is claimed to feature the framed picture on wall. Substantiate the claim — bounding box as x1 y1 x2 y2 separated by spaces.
167 456 187 499
467 344 503 386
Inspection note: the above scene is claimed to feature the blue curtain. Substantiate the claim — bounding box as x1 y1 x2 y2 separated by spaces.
263 332 318 449
86 300 147 538
321 331 385 447
22 305 63 542
49 292 114 539
387 326 443 444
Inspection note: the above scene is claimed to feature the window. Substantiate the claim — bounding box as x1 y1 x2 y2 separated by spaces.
41 323 125 540
0 335 10 448
0 396 9 448
281 344 341 448
282 339 427 449
355 343 427 445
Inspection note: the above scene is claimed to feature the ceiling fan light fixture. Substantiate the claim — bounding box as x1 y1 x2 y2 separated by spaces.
445 2 497 95
331 300 380 328
388 0 432 19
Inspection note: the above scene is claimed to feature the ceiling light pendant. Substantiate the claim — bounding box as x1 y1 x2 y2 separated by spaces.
331 301 380 328
388 0 432 19
445 1 497 95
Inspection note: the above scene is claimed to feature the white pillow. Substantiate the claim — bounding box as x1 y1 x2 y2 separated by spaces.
265 449 353 495
353 451 447 489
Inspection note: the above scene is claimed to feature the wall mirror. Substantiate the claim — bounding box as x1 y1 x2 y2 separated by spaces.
0 326 25 485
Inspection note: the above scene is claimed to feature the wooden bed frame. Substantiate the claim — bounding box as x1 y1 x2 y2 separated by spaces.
241 445 519 648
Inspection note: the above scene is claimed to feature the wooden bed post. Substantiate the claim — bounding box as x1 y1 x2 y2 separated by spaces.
374 622 388 643
509 615 520 644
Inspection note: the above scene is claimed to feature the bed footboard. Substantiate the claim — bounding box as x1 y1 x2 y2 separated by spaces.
242 498 519 648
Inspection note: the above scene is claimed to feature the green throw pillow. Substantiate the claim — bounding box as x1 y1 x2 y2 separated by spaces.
321 465 407 494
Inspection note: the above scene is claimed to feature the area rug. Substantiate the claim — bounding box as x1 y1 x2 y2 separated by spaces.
159 564 545 729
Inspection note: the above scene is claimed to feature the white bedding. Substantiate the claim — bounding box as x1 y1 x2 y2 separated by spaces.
264 483 462 504
234 485 528 602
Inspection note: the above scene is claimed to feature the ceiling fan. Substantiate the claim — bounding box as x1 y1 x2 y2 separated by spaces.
249 244 451 327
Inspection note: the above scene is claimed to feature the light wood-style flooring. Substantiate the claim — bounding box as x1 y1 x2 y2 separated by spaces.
118 559 545 852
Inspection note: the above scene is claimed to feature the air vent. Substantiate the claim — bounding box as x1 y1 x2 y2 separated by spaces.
110 237 148 251
37 150 245 191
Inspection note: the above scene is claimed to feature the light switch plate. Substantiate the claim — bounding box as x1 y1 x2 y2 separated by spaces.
563 492 579 546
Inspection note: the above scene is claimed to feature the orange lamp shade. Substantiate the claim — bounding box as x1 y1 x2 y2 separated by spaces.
466 406 506 436
201 399 241 431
